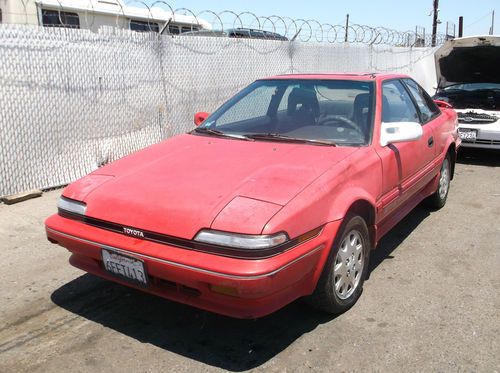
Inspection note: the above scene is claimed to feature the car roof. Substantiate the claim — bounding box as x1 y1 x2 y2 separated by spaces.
261 73 409 81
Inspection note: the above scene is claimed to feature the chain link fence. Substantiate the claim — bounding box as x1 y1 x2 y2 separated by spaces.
0 24 437 198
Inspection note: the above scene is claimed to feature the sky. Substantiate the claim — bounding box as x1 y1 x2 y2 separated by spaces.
153 0 497 36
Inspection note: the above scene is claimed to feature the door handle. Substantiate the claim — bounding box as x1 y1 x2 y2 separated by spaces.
428 137 434 147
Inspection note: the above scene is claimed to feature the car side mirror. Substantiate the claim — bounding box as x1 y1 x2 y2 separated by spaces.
380 122 423 147
194 112 210 126
434 99 453 109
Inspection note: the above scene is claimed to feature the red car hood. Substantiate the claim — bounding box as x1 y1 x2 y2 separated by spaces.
64 134 357 238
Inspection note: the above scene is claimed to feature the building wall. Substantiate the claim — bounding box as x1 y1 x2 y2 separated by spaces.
0 1 191 32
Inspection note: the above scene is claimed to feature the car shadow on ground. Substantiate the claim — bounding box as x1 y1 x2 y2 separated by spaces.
51 206 432 371
456 148 500 167
51 275 335 371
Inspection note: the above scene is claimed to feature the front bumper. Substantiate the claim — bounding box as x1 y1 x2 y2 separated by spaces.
46 214 341 318
458 122 500 149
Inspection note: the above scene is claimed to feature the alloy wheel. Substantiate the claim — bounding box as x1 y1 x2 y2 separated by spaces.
438 158 450 200
334 230 365 300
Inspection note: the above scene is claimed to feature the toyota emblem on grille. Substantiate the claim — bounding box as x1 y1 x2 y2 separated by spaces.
463 117 473 122
123 227 145 237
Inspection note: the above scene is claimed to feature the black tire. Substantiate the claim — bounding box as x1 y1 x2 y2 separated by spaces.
426 153 451 209
307 215 370 315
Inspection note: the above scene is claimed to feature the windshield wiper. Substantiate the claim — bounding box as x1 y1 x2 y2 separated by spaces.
193 127 252 141
245 133 336 146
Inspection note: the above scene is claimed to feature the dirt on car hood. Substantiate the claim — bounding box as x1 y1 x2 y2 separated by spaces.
435 35 500 88
64 134 357 238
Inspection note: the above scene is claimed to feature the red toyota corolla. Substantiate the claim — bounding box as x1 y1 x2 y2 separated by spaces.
46 73 460 318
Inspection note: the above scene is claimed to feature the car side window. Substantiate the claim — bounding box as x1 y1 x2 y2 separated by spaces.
403 79 440 123
382 80 420 123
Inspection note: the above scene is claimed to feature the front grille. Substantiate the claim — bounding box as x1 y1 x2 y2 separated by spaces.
156 278 202 297
458 112 498 125
474 139 500 145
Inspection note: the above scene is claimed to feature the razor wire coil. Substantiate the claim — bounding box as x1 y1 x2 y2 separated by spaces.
5 0 446 47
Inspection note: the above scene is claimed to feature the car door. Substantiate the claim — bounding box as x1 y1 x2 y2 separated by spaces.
375 79 436 220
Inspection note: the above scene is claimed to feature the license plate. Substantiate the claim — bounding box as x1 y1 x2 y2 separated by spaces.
102 249 148 287
458 129 477 141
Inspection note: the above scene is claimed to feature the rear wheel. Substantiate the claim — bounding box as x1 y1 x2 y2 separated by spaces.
427 154 451 209
308 215 370 314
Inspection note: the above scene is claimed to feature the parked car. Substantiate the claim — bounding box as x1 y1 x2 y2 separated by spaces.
226 28 288 41
181 27 288 41
46 73 459 319
433 36 500 149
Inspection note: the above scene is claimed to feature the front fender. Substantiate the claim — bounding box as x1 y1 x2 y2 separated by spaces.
325 186 377 223
263 147 382 239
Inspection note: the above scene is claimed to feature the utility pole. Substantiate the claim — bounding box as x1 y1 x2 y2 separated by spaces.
431 0 439 46
345 14 349 42
490 10 495 35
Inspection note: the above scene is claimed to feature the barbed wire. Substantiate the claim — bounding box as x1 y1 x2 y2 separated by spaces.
2 0 447 46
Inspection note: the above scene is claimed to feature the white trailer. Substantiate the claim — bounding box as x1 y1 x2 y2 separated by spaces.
0 0 211 34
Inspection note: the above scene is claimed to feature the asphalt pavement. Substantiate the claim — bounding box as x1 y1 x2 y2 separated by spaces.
0 148 499 372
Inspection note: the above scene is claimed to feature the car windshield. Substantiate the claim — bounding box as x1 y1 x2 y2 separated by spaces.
443 83 500 91
196 79 375 146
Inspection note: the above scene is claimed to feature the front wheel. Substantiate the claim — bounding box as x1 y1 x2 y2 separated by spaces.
427 154 451 209
307 215 370 314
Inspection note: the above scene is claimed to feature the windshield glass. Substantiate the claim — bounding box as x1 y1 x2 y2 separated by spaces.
443 83 500 91
198 79 375 146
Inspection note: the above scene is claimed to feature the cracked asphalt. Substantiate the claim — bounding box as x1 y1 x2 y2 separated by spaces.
0 148 499 372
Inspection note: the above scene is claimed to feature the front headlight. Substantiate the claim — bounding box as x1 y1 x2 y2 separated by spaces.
58 196 86 216
194 229 288 250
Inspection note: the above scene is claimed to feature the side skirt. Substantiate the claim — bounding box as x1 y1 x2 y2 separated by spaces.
373 173 439 247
